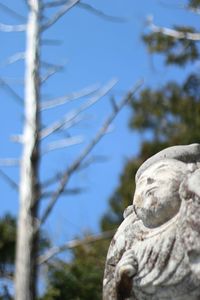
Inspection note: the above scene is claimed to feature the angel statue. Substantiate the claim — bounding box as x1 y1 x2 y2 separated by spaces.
103 144 200 300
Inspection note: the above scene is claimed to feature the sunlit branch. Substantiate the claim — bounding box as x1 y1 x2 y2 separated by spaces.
42 135 84 154
41 0 80 31
10 135 24 143
40 84 99 111
38 230 115 264
40 79 117 139
148 16 200 41
0 23 26 32
40 80 143 225
0 158 20 167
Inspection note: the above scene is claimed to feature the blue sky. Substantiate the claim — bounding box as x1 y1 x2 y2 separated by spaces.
0 0 199 246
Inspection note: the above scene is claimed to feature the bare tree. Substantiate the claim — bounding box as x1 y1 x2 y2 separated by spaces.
0 1 142 299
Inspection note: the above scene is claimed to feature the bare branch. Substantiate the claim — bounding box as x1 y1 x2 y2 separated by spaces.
0 77 24 105
0 3 26 21
41 38 62 46
0 169 18 190
0 23 26 32
41 60 64 69
41 0 80 31
43 0 68 8
38 230 115 264
5 52 25 65
110 96 118 112
42 135 84 154
41 187 85 199
44 0 126 23
10 135 24 143
40 80 143 225
147 16 200 41
0 270 14 281
40 84 99 111
77 2 126 23
41 155 107 188
40 79 117 139
1 52 25 66
41 64 64 83
0 158 20 167
42 171 63 188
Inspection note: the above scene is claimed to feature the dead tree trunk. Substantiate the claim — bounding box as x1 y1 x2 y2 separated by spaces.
15 1 41 299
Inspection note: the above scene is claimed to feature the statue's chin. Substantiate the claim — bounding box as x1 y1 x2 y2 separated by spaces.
135 205 179 228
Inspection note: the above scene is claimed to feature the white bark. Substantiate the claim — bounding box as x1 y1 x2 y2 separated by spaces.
15 1 41 300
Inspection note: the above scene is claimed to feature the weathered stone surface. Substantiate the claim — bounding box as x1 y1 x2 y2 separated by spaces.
103 144 200 300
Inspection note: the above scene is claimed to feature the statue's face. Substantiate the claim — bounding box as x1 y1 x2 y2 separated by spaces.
133 160 186 228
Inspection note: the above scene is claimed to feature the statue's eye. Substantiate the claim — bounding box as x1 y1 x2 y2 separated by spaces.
147 177 154 184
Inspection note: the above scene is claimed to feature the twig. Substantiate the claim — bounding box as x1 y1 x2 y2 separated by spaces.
0 77 24 105
41 0 80 31
77 2 126 23
41 39 62 46
42 171 63 188
41 155 107 188
148 16 200 41
40 84 99 111
40 80 143 225
40 79 117 139
0 3 26 21
41 64 64 83
38 230 115 264
0 169 18 190
1 52 25 66
41 187 85 199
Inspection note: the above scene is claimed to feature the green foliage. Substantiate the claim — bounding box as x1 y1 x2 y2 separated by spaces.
143 27 199 66
130 74 200 144
42 239 110 300
0 214 16 275
188 0 200 8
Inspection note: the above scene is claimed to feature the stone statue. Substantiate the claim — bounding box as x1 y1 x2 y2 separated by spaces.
103 144 200 300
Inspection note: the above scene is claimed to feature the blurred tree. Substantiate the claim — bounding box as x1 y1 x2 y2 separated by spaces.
0 213 49 299
41 238 110 300
0 2 138 299
37 1 200 299
0 214 15 278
